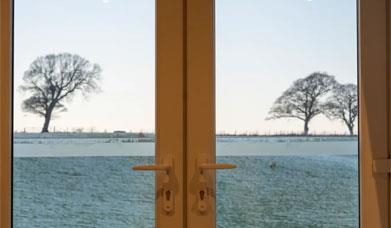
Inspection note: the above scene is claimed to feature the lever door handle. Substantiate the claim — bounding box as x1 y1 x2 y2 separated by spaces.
199 163 237 170
196 157 237 213
132 164 171 172
132 159 174 213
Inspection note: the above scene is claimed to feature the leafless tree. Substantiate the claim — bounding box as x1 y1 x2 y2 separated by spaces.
323 83 358 135
267 72 336 135
20 53 102 133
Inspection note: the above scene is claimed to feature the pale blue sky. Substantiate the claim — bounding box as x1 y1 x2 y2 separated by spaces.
14 0 357 134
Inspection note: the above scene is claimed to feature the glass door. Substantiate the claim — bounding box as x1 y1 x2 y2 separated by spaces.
6 0 382 228
215 0 358 227
13 0 156 226
13 0 188 227
2 0 390 227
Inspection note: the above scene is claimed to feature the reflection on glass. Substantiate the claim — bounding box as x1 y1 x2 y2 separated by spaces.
13 0 155 227
216 0 358 227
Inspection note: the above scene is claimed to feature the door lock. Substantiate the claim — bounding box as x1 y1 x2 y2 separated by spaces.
197 154 236 213
132 158 174 213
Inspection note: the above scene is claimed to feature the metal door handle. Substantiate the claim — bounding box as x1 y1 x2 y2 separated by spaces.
132 164 171 172
199 163 236 170
132 159 174 213
196 155 237 213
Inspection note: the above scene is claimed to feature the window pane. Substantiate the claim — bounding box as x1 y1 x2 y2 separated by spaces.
216 0 358 227
13 0 155 227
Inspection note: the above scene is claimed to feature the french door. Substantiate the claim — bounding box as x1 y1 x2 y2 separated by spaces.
9 0 219 227
2 0 391 228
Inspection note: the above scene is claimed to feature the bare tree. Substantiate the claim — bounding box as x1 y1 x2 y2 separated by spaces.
20 53 102 133
323 83 358 135
267 72 336 135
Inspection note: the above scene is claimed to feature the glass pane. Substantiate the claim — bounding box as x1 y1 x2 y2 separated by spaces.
216 0 358 227
13 0 155 227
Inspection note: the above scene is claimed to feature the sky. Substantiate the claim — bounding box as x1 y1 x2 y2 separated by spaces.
14 0 357 134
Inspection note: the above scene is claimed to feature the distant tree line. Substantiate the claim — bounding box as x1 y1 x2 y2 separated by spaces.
267 72 358 135
20 53 356 136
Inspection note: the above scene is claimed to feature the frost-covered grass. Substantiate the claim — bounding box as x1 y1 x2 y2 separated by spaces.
13 156 358 227
13 132 357 143
13 133 358 157
13 135 358 227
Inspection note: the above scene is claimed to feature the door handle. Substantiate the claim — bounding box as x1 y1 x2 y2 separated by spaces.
197 155 236 213
132 158 174 213
199 163 237 170
132 158 236 214
132 164 171 171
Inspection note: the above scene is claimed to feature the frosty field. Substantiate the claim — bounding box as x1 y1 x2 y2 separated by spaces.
13 135 358 228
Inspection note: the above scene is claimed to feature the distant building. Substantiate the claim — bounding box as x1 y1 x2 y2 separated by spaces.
113 130 126 134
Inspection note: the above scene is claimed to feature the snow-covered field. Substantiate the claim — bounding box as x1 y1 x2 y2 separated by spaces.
13 134 359 227
13 133 358 157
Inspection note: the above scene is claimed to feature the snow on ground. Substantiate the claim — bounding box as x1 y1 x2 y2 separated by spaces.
13 133 358 157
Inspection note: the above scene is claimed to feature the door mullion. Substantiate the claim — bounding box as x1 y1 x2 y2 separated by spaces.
156 0 185 227
186 0 216 227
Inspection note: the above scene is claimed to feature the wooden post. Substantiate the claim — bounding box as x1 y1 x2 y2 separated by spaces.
0 0 12 227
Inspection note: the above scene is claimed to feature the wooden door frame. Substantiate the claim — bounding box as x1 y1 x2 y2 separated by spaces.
186 0 216 227
359 0 390 227
156 0 186 227
1 0 391 227
186 0 391 227
0 0 188 227
0 0 12 227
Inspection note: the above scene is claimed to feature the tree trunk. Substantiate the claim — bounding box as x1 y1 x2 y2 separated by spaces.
348 125 354 135
303 120 309 135
41 108 53 133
